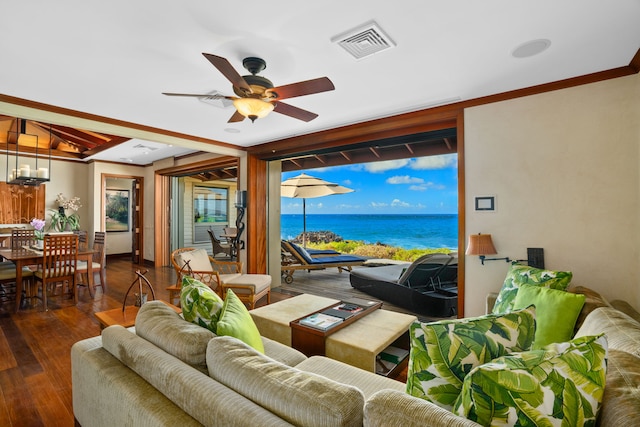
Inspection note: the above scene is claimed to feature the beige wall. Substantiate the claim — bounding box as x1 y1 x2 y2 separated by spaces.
464 72 640 316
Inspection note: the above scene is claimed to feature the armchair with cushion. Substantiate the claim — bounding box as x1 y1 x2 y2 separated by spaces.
169 248 271 309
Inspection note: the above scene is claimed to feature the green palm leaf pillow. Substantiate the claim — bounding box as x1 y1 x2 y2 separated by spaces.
180 275 224 332
453 334 608 427
492 264 573 314
405 306 536 411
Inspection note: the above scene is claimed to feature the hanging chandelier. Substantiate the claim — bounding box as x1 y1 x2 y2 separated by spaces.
5 118 51 186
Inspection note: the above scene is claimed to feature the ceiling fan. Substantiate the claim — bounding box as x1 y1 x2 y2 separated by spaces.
163 53 335 123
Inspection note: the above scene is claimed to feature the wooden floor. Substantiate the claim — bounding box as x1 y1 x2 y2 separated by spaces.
0 258 441 426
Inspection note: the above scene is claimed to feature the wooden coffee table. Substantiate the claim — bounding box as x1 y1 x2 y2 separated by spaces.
95 300 181 329
290 298 383 357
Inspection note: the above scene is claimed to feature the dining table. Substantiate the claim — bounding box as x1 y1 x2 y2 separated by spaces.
0 246 95 312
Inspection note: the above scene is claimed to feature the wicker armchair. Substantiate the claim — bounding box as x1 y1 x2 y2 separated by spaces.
168 247 271 309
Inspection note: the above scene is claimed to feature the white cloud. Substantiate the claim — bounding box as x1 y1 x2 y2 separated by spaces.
370 202 389 207
364 159 410 173
410 154 457 170
386 175 424 184
391 199 410 207
409 182 446 191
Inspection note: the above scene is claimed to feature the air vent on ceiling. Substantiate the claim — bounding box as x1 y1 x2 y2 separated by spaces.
332 21 396 60
132 144 159 151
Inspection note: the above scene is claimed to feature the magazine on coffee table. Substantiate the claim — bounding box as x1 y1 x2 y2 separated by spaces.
299 313 343 330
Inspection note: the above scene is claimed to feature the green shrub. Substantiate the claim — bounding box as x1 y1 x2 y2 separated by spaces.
306 240 454 262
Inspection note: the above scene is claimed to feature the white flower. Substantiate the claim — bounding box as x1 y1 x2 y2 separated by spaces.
56 193 82 211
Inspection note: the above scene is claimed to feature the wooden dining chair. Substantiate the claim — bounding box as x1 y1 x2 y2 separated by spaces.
76 231 106 295
1 229 38 306
11 229 36 249
33 234 78 311
73 230 88 252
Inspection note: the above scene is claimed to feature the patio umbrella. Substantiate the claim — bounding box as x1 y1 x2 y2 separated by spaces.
281 173 353 246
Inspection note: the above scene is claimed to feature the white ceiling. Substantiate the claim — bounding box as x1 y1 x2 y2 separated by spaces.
1 1 639 162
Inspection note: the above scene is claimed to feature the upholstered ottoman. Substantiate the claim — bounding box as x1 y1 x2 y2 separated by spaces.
221 273 272 309
325 309 417 372
250 294 340 345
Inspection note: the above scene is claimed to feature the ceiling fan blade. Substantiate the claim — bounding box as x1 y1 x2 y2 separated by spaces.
162 92 232 100
267 77 335 100
273 102 319 122
227 110 246 123
202 53 251 93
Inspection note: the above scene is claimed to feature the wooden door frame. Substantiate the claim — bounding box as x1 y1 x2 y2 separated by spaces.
101 173 144 265
154 156 241 267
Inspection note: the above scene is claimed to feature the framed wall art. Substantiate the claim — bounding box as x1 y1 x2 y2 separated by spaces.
105 189 130 231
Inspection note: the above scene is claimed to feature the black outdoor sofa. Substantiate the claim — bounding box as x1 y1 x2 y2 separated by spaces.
349 253 458 318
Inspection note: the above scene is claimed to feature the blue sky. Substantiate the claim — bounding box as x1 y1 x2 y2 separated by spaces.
281 153 458 215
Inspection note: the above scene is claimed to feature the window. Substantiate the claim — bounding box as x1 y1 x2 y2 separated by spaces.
193 186 228 224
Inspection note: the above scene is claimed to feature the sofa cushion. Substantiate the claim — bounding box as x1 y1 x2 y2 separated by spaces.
597 349 640 427
453 334 608 427
405 305 536 411
207 336 365 427
180 275 224 332
513 283 585 349
101 326 294 427
363 389 483 427
568 285 611 332
575 306 640 356
135 300 215 373
216 289 264 353
175 248 214 272
492 264 572 314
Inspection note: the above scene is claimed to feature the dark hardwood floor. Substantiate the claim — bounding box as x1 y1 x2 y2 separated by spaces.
0 258 439 426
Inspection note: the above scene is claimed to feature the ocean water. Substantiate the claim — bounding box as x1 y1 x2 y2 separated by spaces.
280 214 458 250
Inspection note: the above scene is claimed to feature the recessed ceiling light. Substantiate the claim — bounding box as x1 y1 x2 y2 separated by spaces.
511 39 551 58
225 128 241 133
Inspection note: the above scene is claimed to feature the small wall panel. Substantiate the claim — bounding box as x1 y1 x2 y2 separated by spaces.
0 182 46 224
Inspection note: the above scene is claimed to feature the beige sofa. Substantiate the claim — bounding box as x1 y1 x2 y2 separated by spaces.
72 286 640 427
364 286 640 427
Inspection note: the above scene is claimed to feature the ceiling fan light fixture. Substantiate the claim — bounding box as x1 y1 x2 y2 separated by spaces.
233 98 274 122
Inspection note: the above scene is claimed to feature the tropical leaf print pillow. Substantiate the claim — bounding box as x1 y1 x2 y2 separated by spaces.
405 306 536 411
453 334 608 427
492 264 573 314
180 275 224 332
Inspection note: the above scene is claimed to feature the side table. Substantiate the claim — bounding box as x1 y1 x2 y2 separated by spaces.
95 300 181 329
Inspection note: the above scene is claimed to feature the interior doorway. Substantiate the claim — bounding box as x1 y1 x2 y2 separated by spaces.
102 174 144 264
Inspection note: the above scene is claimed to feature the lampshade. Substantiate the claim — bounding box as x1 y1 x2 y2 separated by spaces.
232 98 275 122
466 233 498 256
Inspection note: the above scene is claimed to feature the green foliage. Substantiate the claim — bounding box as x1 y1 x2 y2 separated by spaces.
47 209 80 232
305 240 454 262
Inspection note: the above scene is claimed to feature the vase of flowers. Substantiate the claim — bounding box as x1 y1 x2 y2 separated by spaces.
48 193 81 231
30 218 46 249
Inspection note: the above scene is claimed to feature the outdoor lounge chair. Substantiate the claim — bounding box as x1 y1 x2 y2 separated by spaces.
280 240 366 284
349 253 458 318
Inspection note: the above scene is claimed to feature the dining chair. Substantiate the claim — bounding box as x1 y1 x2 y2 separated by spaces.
11 229 37 249
75 231 106 296
73 230 88 252
207 228 232 259
33 234 78 311
1 229 38 306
